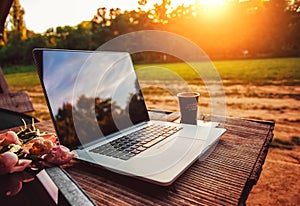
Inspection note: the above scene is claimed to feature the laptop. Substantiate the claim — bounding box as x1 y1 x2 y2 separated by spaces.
33 48 226 186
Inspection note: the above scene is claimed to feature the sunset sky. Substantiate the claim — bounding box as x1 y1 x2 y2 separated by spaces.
19 0 226 33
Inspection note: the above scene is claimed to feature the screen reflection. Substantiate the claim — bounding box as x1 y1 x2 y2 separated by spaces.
43 50 149 149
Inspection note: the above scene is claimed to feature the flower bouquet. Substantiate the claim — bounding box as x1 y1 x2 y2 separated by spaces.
0 120 74 175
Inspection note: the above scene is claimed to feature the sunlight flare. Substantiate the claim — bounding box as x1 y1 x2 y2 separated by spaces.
198 0 225 6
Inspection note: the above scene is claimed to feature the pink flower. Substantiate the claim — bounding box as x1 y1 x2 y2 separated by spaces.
0 131 21 147
0 152 32 175
22 133 57 155
22 137 55 155
44 145 74 165
38 133 58 144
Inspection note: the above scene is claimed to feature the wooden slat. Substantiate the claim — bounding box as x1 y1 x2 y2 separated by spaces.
239 122 274 204
0 92 34 113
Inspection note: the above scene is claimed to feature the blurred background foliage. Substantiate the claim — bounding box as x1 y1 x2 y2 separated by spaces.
0 0 300 66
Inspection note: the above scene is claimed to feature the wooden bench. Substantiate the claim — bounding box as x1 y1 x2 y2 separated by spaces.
0 67 34 113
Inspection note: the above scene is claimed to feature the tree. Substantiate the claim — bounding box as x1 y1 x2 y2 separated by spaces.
9 0 27 40
149 0 171 24
285 0 300 55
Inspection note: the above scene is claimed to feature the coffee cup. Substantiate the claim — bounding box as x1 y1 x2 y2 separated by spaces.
177 92 200 125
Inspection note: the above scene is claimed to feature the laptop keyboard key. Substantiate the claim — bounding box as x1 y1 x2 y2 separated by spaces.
90 124 182 160
143 136 167 148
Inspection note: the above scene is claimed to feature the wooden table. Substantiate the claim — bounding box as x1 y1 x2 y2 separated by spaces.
24 114 274 206
0 5 275 202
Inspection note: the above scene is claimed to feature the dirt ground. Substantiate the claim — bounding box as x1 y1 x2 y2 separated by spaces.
27 82 300 205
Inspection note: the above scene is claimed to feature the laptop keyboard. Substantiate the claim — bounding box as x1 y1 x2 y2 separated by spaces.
90 124 182 160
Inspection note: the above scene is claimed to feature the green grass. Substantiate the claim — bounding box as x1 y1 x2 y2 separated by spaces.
3 57 300 89
135 57 300 85
2 65 36 74
214 58 300 85
5 72 41 89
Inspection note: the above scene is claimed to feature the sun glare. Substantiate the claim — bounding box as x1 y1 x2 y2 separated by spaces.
146 0 196 8
196 0 227 17
170 0 196 6
150 0 226 7
198 0 225 6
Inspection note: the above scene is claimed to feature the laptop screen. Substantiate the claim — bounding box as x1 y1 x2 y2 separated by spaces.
35 49 149 149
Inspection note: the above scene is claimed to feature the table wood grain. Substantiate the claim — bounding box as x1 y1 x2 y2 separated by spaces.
23 115 274 206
